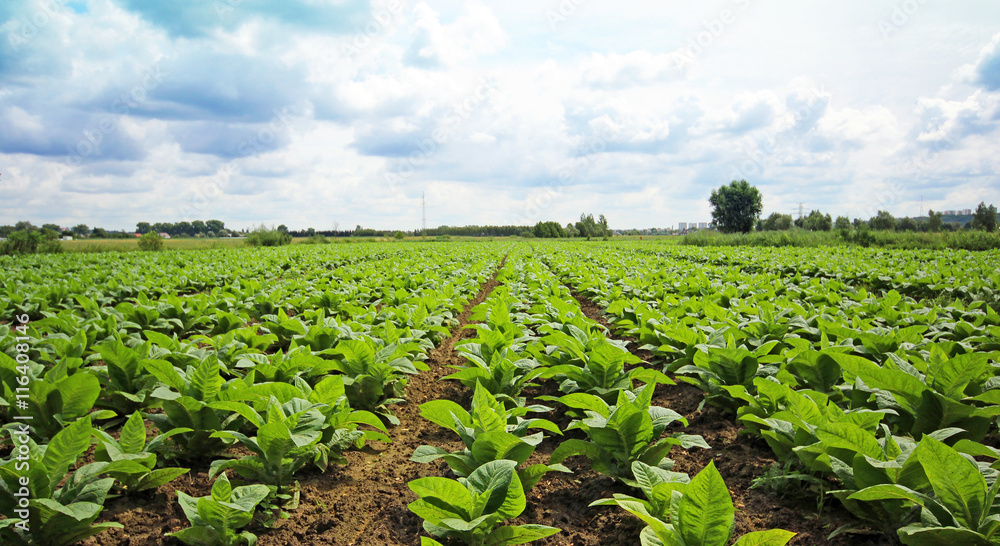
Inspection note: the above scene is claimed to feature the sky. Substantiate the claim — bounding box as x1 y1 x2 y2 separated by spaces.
1 0 999 231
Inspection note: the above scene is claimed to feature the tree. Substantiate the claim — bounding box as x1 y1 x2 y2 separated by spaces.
709 179 762 233
575 214 601 239
277 224 289 233
897 217 918 232
869 210 897 231
191 220 207 235
971 202 998 232
42 223 61 233
760 213 793 231
834 216 851 231
14 221 36 232
91 227 109 238
927 210 943 232
72 224 90 237
206 219 225 233
598 214 611 238
565 223 579 237
136 222 152 234
174 221 192 236
800 210 833 231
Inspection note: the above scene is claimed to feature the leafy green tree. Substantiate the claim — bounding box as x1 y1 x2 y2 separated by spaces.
174 221 192 237
14 220 36 232
136 222 152 234
393 231 405 240
72 224 90 237
800 210 832 231
927 210 943 232
278 224 289 233
598 214 611 238
190 220 207 235
760 212 793 231
41 223 61 232
575 213 601 239
206 219 225 233
897 217 918 231
91 227 109 238
971 201 998 232
709 179 762 233
869 210 897 231
565 223 579 237
533 221 566 238
834 216 851 231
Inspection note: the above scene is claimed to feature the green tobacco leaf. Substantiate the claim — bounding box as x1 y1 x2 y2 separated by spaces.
732 529 797 546
119 411 148 454
59 373 101 420
677 461 734 546
896 525 990 546
912 435 986 530
484 524 561 545
420 399 471 432
42 416 93 490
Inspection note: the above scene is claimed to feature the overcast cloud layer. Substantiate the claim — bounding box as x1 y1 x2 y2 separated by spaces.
1 0 999 231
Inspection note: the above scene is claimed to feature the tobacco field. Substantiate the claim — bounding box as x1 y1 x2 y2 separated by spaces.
2 240 1000 545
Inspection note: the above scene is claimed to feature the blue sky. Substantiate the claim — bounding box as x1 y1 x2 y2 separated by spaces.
1 0 999 231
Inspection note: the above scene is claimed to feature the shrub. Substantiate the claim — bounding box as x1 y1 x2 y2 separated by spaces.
137 232 165 251
246 224 292 247
393 231 405 240
0 230 62 255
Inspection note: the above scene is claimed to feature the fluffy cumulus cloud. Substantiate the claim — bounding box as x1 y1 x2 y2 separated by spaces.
1 0 999 230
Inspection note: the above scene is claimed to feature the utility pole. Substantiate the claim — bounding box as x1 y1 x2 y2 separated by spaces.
422 192 426 239
798 203 804 220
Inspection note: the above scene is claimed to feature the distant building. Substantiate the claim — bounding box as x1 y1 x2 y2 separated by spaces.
678 222 688 230
158 232 171 239
62 236 73 241
698 222 708 229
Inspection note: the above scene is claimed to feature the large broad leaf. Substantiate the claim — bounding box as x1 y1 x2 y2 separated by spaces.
732 529 797 546
555 393 611 417
896 525 990 546
676 461 734 546
484 524 561 545
830 352 926 416
912 435 986 530
408 477 474 521
815 422 884 460
420 400 471 432
119 411 148 454
467 460 523 519
471 432 535 466
58 373 101 420
927 354 988 399
190 357 223 401
42 416 93 491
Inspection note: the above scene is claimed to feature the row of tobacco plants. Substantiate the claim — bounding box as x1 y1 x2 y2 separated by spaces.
0 243 502 544
545 241 1000 544
407 249 795 545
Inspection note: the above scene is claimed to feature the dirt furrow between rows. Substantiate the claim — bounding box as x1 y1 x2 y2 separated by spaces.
276 257 507 546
